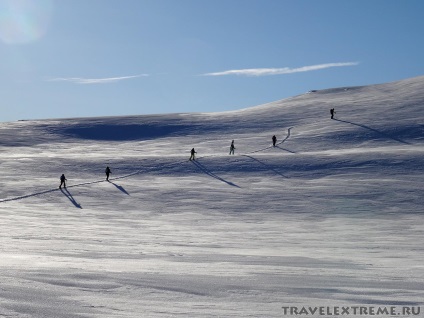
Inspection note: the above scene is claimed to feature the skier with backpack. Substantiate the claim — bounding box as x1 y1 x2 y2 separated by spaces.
330 108 336 119
189 148 197 161
59 174 67 189
105 166 111 181
229 140 235 155
272 135 277 147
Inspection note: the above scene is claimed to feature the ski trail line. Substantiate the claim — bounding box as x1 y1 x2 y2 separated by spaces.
246 127 292 154
0 127 293 203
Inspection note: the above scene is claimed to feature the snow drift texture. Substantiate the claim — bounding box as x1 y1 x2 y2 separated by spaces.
0 76 423 317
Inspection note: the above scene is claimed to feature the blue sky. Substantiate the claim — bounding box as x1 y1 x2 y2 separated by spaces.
1 0 424 122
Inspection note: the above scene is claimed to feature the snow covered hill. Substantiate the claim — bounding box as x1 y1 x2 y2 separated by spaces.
0 76 423 317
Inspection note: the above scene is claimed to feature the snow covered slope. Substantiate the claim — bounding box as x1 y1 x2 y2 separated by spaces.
0 76 423 317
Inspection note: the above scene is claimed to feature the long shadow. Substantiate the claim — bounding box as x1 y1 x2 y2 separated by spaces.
109 181 130 195
275 145 296 153
334 119 410 145
61 188 82 209
244 155 290 179
191 161 240 188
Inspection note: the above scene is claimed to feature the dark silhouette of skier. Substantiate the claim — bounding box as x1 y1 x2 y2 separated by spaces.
59 174 67 189
229 140 235 155
105 166 111 181
272 135 277 147
330 108 335 119
189 148 197 161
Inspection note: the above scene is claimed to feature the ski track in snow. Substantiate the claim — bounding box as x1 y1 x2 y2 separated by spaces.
0 127 294 203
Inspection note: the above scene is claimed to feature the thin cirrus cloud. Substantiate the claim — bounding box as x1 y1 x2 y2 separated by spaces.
48 74 149 84
202 62 359 77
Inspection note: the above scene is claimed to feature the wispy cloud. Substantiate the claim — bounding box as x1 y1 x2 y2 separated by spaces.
203 62 359 77
48 74 149 84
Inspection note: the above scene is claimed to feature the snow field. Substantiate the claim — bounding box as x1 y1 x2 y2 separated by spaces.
0 76 423 317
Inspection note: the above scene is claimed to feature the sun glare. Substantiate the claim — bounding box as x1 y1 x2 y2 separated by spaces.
0 0 53 44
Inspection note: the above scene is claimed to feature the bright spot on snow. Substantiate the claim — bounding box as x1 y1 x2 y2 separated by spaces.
0 0 53 44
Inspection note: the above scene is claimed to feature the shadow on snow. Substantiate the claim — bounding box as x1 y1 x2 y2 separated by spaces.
60 188 82 209
334 119 414 145
243 155 290 179
275 145 296 154
58 123 193 141
109 181 130 195
191 160 240 188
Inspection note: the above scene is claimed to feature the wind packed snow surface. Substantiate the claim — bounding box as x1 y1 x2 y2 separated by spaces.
0 76 423 317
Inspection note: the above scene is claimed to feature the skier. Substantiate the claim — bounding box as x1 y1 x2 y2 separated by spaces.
229 140 235 155
272 135 277 147
189 148 197 161
59 174 67 189
105 166 111 181
330 108 336 119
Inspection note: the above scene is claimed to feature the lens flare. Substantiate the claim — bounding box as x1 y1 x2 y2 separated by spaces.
0 0 53 44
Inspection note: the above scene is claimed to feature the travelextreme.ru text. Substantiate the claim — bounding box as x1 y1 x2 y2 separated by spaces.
281 306 421 316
